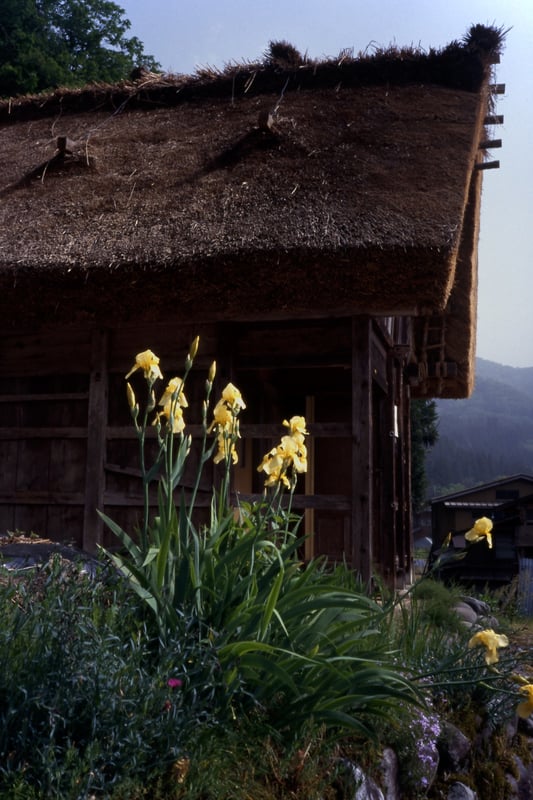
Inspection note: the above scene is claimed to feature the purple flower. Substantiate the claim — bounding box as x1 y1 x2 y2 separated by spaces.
167 678 183 689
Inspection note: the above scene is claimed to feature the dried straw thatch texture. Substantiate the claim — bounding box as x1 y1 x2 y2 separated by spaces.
0 40 497 396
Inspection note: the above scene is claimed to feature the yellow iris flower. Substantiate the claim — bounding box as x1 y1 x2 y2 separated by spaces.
258 417 308 488
517 685 533 719
465 516 493 549
208 383 246 432
125 349 163 381
279 435 308 473
208 382 246 465
468 628 509 665
260 451 292 489
126 382 137 411
209 400 234 431
144 376 188 434
221 382 246 411
159 377 188 409
155 402 185 434
283 416 309 438
213 431 239 465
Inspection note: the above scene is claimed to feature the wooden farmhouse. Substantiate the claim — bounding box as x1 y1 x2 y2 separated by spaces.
0 29 504 586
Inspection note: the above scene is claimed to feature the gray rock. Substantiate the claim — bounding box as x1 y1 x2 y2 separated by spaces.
505 754 524 799
515 753 533 800
518 716 533 737
438 721 472 771
379 747 400 800
506 771 519 800
447 781 478 800
338 760 385 800
504 717 518 739
454 602 478 625
479 614 500 628
460 596 491 616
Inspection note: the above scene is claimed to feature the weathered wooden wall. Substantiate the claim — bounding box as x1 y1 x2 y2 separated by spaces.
1 315 412 584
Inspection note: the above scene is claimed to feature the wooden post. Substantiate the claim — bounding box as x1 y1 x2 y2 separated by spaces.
83 329 108 552
402 382 413 585
304 395 315 561
56 136 75 155
351 317 372 582
393 363 412 589
384 351 398 588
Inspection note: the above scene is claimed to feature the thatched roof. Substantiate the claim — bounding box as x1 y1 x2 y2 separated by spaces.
0 31 504 397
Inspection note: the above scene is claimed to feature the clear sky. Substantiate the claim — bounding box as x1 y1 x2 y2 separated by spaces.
120 0 533 368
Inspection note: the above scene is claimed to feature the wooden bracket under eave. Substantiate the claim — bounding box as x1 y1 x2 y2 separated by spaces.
475 160 500 170
484 114 504 125
56 136 76 155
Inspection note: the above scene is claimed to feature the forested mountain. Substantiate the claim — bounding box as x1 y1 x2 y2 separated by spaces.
425 358 533 499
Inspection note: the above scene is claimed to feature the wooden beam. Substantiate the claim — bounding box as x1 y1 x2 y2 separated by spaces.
0 427 88 439
475 160 500 170
484 114 504 125
0 491 85 505
479 139 502 149
83 329 108 553
0 392 89 403
101 491 351 510
242 422 351 438
104 422 352 439
232 493 351 511
351 317 372 581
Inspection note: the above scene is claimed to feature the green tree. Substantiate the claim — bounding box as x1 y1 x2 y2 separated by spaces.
0 0 160 97
410 399 439 511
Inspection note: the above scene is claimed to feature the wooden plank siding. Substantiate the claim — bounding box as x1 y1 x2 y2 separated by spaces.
0 315 413 585
82 329 108 552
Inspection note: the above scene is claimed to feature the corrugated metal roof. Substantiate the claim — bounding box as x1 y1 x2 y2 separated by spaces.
443 500 502 508
431 475 533 503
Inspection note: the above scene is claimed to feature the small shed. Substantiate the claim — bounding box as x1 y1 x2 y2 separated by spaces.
431 475 533 586
0 30 504 585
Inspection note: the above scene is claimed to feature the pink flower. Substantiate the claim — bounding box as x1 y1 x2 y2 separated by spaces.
167 678 183 689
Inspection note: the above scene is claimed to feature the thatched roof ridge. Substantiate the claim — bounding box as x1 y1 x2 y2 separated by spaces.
0 38 496 123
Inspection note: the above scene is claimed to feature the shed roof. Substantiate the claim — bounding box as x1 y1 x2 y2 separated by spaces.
432 475 533 504
0 31 503 397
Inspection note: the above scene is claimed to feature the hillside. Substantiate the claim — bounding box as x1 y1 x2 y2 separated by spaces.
425 358 533 498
